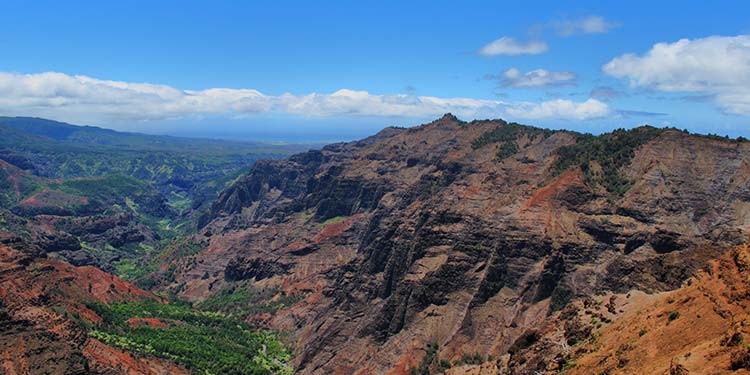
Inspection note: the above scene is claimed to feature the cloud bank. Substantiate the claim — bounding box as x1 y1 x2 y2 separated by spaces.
0 71 611 124
478 37 548 56
494 68 576 88
603 35 750 115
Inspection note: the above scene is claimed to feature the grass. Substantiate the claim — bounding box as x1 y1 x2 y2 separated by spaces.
166 191 193 215
321 215 348 226
87 300 293 375
113 257 157 281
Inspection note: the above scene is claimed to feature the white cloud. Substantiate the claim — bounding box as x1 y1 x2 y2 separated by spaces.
603 35 750 115
495 68 576 88
0 71 610 123
554 16 620 36
478 37 548 56
506 99 610 120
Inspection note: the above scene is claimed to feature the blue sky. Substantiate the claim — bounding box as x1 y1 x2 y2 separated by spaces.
1 0 749 141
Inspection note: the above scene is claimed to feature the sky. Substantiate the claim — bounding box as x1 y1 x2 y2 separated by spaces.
1 0 749 142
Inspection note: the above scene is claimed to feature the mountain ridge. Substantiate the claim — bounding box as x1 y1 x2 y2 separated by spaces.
153 114 750 373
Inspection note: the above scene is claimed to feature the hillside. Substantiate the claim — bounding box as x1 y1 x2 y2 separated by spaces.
570 244 750 374
0 243 291 374
0 117 304 375
150 114 750 373
0 117 306 280
0 117 306 211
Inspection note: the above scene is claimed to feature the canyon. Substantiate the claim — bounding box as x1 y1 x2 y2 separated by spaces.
2 114 750 374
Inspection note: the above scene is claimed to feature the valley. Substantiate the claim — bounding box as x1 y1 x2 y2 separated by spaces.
2 114 750 374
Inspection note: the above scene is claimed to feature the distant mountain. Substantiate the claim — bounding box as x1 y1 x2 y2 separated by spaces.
0 116 298 150
0 116 308 209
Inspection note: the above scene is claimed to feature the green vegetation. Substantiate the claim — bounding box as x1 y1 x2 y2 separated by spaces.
321 215 348 226
471 121 553 150
639 329 648 337
113 256 157 281
559 360 577 373
495 141 519 161
0 117 312 283
410 341 451 375
455 353 485 366
471 121 554 163
0 117 311 270
87 300 292 374
552 126 665 196
0 117 306 214
54 175 151 199
197 283 304 318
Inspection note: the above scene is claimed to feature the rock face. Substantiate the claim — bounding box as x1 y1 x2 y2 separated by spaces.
568 244 750 374
157 115 750 373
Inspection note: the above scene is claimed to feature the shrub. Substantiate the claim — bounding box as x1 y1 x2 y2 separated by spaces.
472 122 553 150
410 341 451 375
456 353 485 366
495 141 519 160
552 126 665 195
731 348 750 370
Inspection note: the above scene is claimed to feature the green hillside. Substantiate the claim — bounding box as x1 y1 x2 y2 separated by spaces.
0 116 308 278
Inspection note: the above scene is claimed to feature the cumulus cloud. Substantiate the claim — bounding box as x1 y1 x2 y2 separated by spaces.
603 35 750 115
478 37 548 56
491 68 576 88
554 16 620 36
0 71 610 123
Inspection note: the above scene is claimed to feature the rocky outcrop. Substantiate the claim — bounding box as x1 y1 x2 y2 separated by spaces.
158 115 750 373
225 256 292 281
496 244 750 374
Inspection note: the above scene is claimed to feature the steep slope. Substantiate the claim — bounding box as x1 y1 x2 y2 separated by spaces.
0 241 292 375
0 116 309 281
0 159 170 273
155 114 750 373
496 244 750 374
569 244 750 374
0 243 186 374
